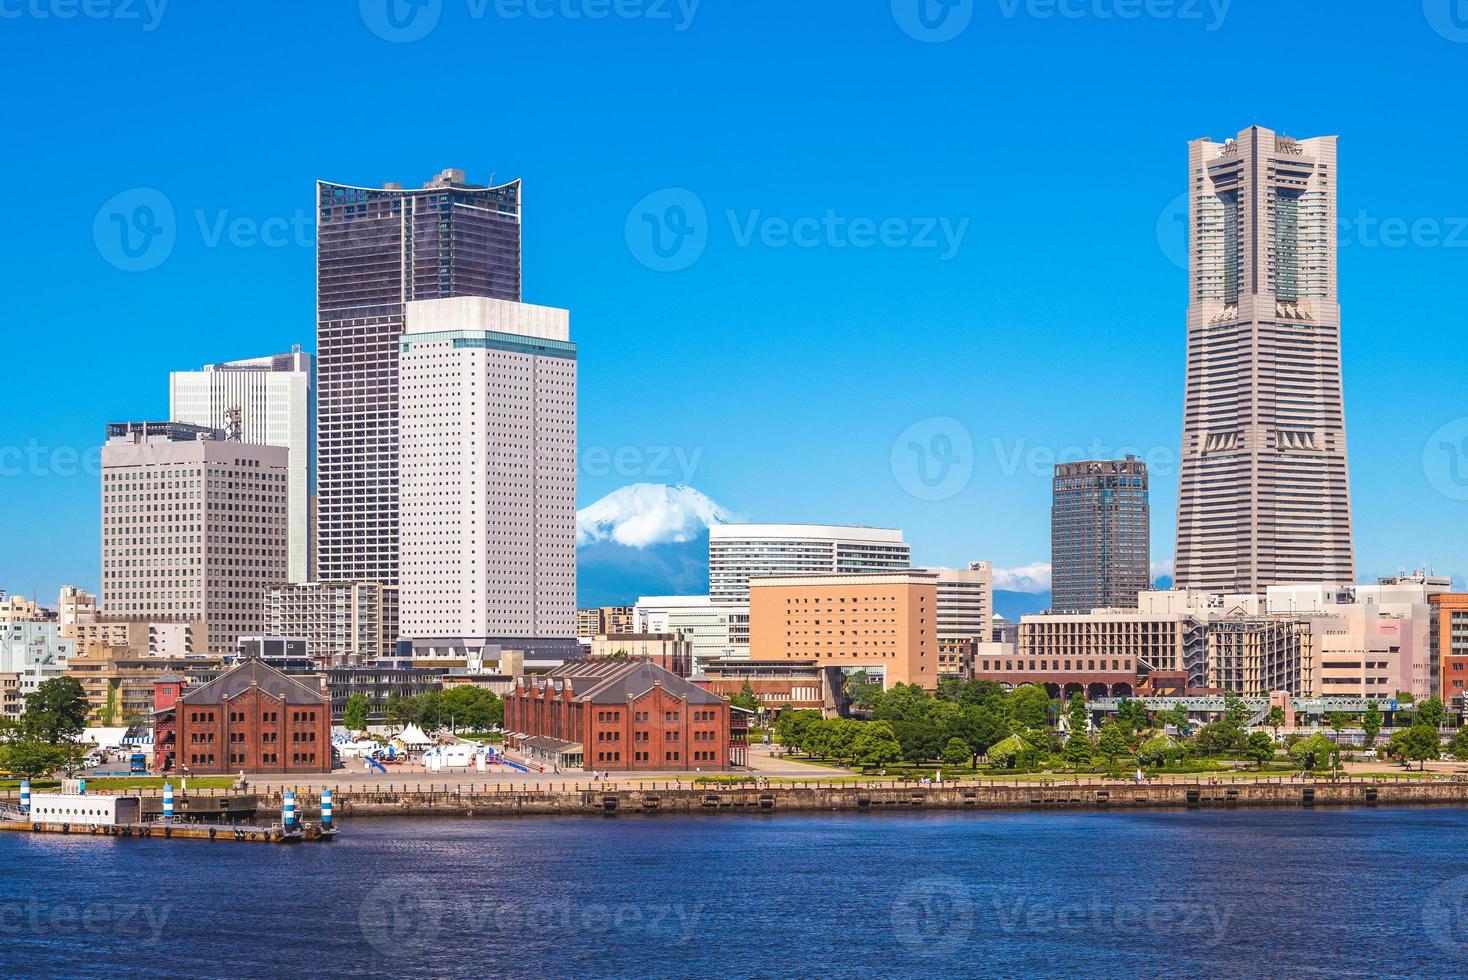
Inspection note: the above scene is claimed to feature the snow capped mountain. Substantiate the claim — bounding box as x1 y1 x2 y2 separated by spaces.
576 483 733 549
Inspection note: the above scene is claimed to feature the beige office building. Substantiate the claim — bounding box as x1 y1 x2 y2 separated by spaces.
58 586 97 638
927 562 994 642
264 581 399 664
1175 125 1354 594
749 571 938 690
75 617 207 658
100 421 289 658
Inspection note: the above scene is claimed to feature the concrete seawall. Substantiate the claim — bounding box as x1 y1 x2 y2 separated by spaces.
245 778 1468 817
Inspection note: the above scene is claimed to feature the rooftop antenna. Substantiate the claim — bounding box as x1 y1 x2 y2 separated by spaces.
225 405 243 442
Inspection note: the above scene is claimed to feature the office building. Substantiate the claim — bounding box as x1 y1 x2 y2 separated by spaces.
65 647 222 724
57 586 97 638
748 571 938 690
316 168 522 586
709 524 910 604
264 580 399 664
632 595 750 668
171 348 315 582
1431 594 1468 710
1050 456 1150 612
928 562 995 641
0 594 52 624
588 633 693 678
75 617 207 659
398 296 576 643
101 421 289 658
0 621 73 697
576 606 635 644
1175 126 1354 593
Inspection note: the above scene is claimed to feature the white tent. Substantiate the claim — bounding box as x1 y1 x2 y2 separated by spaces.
80 728 131 749
394 724 432 750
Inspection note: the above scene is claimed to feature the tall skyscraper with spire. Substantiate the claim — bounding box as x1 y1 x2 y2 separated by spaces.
315 169 521 585
1174 125 1354 593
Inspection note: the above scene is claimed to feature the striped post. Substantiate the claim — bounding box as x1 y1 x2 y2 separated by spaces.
163 783 175 821
19 779 29 815
282 790 296 830
321 788 333 829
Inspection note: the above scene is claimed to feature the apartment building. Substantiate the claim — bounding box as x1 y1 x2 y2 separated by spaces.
264 581 399 664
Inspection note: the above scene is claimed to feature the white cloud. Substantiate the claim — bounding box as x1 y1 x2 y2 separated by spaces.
1151 557 1175 580
576 483 733 549
993 562 1051 593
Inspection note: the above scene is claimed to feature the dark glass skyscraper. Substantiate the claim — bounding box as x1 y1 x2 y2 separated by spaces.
315 169 521 585
1050 456 1150 613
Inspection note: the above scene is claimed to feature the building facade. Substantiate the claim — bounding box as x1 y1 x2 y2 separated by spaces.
65 648 222 724
1050 456 1150 613
504 659 732 771
57 585 97 638
709 524 910 604
170 348 315 582
398 296 577 643
588 633 692 678
316 169 522 587
1175 126 1354 593
928 562 995 641
264 581 399 664
101 421 289 658
75 617 207 659
1431 594 1468 710
0 621 72 698
170 659 332 774
576 606 635 644
748 571 939 690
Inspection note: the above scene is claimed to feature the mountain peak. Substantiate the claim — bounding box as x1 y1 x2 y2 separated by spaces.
576 483 733 549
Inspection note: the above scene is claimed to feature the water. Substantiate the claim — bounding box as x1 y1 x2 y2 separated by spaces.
3 808 1467 978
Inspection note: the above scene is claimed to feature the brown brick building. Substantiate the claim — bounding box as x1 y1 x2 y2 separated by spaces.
169 660 333 775
505 659 733 771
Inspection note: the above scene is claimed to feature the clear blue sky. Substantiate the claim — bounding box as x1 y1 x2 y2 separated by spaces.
3 0 1467 603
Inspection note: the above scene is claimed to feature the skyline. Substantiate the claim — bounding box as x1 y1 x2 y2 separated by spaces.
4 3 1468 605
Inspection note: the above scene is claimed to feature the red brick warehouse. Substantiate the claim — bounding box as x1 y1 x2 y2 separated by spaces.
162 659 333 775
505 659 735 771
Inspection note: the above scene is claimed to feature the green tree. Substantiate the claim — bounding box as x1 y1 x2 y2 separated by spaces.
1327 711 1354 742
730 681 763 714
1265 705 1286 737
1244 731 1276 768
1061 733 1093 771
1417 697 1447 730
1007 685 1052 729
940 737 971 769
852 722 903 769
1066 692 1089 736
1194 721 1243 756
1450 725 1468 762
343 693 370 732
1166 703 1191 737
1223 690 1250 729
22 677 89 744
99 684 119 728
1115 698 1149 733
1097 722 1129 767
1363 701 1383 748
0 737 80 778
1395 724 1442 770
893 719 944 765
774 709 820 753
1288 733 1337 773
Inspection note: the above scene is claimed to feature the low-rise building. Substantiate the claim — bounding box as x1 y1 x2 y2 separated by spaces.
168 659 333 774
576 606 636 644
505 659 733 771
588 633 692 677
75 617 207 659
58 586 97 638
748 571 939 690
0 594 54 624
0 621 73 697
0 673 22 721
699 659 846 717
65 646 222 723
1431 593 1468 710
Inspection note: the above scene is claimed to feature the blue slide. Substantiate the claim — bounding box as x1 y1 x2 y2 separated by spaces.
489 750 532 773
365 756 387 774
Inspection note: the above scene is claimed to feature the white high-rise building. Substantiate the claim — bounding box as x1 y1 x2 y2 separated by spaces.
398 296 576 641
927 562 995 641
708 524 910 604
170 348 315 582
101 421 289 658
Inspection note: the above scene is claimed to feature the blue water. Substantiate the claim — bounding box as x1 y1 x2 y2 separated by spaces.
3 808 1468 978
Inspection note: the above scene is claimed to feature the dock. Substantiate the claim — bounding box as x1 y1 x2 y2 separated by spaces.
0 819 328 843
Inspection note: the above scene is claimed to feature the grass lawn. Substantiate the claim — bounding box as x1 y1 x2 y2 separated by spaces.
0 776 238 793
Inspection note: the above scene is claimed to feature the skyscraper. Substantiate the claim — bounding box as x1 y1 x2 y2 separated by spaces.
100 421 288 658
1050 456 1150 612
315 169 522 586
398 295 577 642
1175 126 1354 593
170 348 314 582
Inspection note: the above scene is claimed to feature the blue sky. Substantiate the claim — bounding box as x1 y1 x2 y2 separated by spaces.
3 0 1468 603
